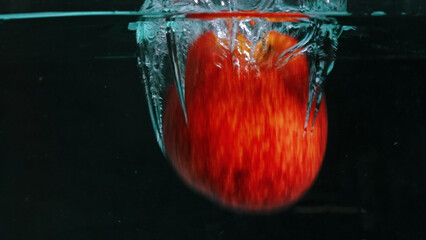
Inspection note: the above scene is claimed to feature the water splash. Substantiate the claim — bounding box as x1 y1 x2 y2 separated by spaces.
140 0 347 14
135 0 350 150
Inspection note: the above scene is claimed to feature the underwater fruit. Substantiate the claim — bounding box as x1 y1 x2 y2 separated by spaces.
162 29 328 212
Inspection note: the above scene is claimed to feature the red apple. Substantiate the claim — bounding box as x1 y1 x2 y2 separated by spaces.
162 27 327 212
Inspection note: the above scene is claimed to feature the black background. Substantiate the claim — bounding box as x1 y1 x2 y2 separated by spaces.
0 1 425 239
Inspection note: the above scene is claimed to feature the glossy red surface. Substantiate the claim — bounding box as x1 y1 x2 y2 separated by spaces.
163 29 327 212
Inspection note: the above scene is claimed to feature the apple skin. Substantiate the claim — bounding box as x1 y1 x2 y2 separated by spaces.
162 30 328 212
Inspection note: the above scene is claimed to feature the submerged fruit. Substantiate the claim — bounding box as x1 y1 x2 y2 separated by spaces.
163 28 328 212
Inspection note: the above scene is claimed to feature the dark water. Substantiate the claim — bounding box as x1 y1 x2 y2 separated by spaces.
1 3 426 240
